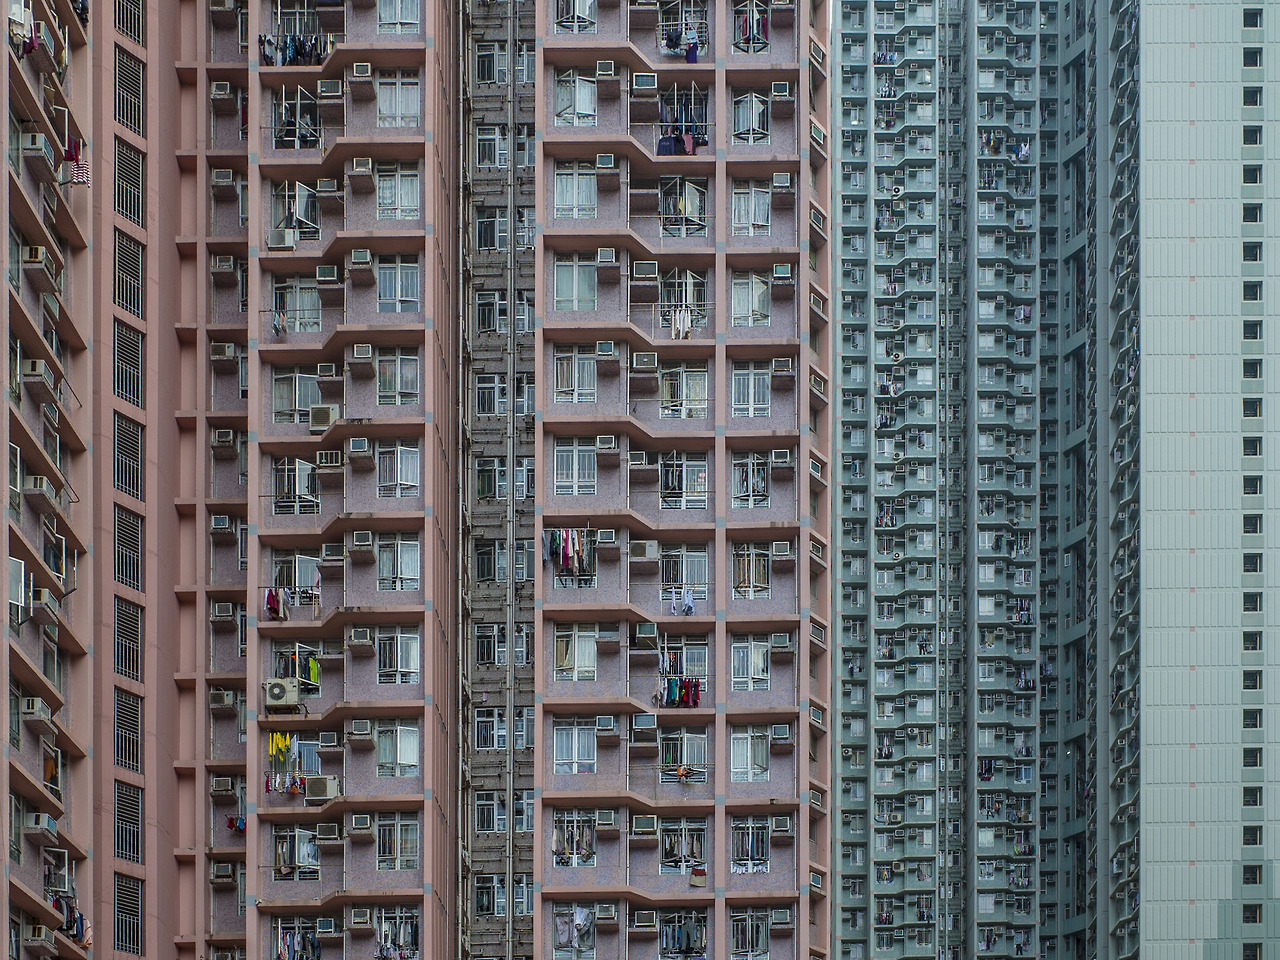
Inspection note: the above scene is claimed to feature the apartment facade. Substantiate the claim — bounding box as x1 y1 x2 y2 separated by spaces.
4 2 95 960
833 2 1280 960
104 3 461 960
530 0 834 958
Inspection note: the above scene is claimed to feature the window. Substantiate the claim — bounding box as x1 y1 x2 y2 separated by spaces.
113 321 145 405
111 414 144 501
659 817 707 874
376 533 420 590
553 719 597 773
474 791 507 832
1244 786 1262 806
659 726 708 781
731 542 772 599
115 47 145 134
272 276 321 332
376 812 420 869
1245 240 1262 259
474 42 507 83
553 255 597 310
658 910 707 958
659 452 709 509
271 457 319 516
375 720 419 776
1244 398 1262 418
475 206 509 250
1243 864 1261 885
730 635 770 690
114 597 144 681
659 268 709 330
553 903 597 959
515 789 534 830
8 791 22 863
115 0 145 41
377 254 420 312
553 624 598 680
659 362 709 419
660 544 710 602
378 0 420 33
732 91 770 142
114 874 144 954
733 0 769 50
659 177 709 237
1244 514 1262 535
1243 904 1262 924
475 624 532 666
553 346 598 402
731 270 771 326
731 361 772 417
474 708 510 750
377 162 420 219
1243 709 1262 729
377 626 420 684
553 809 598 866
475 874 507 917
1244 320 1263 340
1244 631 1262 652
1245 48 1262 67
114 688 143 772
555 0 597 32
1244 592 1263 612
554 70 597 126
474 538 536 582
731 180 772 235
1244 359 1262 378
730 908 771 960
474 124 508 168
376 348 420 405
1243 747 1263 767
1244 475 1262 495
555 162 598 218
115 138 145 226
1245 7 1262 26
1243 126 1262 146
376 441 420 498
114 505 144 590
114 229 145 318
377 70 421 127
730 724 770 781
731 452 770 507
553 439 598 496
1245 205 1263 225
1244 437 1262 456
730 815 771 872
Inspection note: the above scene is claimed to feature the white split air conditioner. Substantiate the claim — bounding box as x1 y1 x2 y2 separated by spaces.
266 229 298 250
305 775 340 803
309 404 340 431
265 677 300 708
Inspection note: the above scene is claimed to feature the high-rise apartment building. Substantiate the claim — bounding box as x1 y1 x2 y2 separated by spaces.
7 1 460 959
831 2 1280 960
5 0 1277 958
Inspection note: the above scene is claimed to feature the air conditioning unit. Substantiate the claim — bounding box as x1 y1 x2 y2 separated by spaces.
596 903 618 922
596 809 617 830
771 723 792 743
349 627 374 650
635 621 659 641
771 448 794 470
309 404 340 432
772 540 796 559
632 352 659 371
772 171 793 190
318 79 344 98
772 80 793 100
352 62 373 79
771 813 794 835
596 715 618 735
350 813 373 832
23 812 57 844
316 450 343 468
349 908 372 928
770 632 794 653
772 356 795 376
348 437 372 460
596 528 617 546
22 926 54 952
596 247 617 265
211 776 235 796
596 60 616 77
352 530 374 549
350 718 373 738
317 178 340 194
772 263 794 282
596 341 616 360
210 861 236 882
266 228 298 251
809 872 824 891
265 677 300 708
632 260 659 280
629 539 659 562
596 153 616 169
770 907 794 928
350 248 372 266
211 601 236 621
321 543 345 563
211 168 235 187
631 72 658 94
210 514 232 532
210 80 232 98
632 910 658 930
319 731 340 749
316 264 341 284
317 363 339 379
632 815 657 835
305 775 340 803
315 919 338 937
21 697 54 735
315 822 341 841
